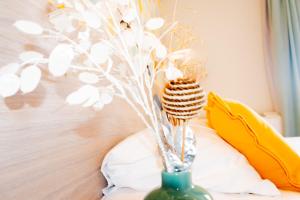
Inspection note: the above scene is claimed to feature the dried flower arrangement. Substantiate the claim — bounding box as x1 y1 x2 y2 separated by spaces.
0 0 206 173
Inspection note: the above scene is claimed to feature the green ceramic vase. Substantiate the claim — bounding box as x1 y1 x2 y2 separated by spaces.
144 170 213 200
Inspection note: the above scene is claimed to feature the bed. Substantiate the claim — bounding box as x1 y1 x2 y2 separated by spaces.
102 137 300 200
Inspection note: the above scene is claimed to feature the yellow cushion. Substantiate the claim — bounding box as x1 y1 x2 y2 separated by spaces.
205 92 300 191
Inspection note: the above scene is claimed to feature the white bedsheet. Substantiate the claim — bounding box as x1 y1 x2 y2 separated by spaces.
102 137 300 200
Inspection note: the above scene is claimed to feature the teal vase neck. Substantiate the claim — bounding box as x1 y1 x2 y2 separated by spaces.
161 170 192 190
145 170 213 200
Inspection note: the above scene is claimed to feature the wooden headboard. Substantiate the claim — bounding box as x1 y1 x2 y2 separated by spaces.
0 1 145 199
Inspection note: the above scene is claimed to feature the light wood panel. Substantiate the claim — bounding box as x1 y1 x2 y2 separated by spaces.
0 1 145 200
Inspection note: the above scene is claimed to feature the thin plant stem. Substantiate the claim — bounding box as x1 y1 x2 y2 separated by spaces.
181 120 187 161
168 0 178 52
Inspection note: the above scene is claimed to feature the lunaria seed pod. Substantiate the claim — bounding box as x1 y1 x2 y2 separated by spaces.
162 78 205 126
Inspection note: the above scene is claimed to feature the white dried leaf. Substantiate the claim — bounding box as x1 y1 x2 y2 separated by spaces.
48 44 74 76
90 42 111 64
168 49 192 61
20 65 41 93
78 40 91 52
141 34 159 51
93 101 104 111
14 20 43 35
123 9 136 22
113 0 129 5
165 63 183 80
83 10 101 29
66 85 98 106
145 18 164 30
100 92 113 104
0 74 20 97
78 31 90 40
66 91 87 105
79 72 99 84
155 44 167 59
74 1 85 12
19 51 44 62
82 90 99 107
49 11 75 33
0 63 21 75
83 59 93 68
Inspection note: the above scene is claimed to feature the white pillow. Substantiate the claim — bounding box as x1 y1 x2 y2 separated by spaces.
101 122 280 196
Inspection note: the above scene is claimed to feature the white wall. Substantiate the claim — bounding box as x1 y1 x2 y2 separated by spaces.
160 0 273 113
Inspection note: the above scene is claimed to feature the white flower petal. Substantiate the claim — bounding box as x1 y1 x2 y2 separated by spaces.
78 72 99 84
14 20 43 35
145 18 165 30
19 51 44 62
90 42 111 64
0 63 21 75
165 64 183 80
20 65 41 93
155 44 167 59
0 74 20 97
83 10 101 29
48 44 74 76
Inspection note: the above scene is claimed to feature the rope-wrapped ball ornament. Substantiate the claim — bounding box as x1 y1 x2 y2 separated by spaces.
162 78 206 126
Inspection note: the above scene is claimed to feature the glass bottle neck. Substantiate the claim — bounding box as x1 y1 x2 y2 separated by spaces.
161 170 192 190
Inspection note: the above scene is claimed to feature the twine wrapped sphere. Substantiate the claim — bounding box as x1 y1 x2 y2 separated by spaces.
162 78 205 125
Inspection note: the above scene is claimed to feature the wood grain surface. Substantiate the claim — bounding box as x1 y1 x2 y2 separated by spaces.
0 1 145 199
